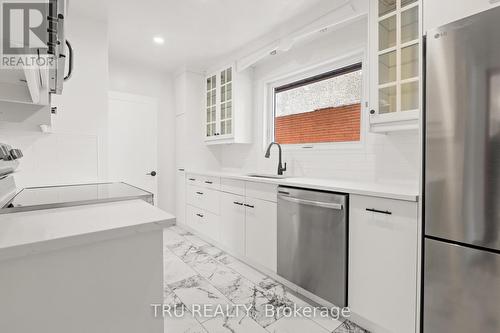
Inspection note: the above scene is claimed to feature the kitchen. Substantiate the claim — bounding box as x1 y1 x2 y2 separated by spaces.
0 0 499 333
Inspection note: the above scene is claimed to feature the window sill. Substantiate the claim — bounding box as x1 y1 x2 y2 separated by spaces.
276 140 364 152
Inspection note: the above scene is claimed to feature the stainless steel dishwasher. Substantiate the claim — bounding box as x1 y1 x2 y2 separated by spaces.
277 186 347 307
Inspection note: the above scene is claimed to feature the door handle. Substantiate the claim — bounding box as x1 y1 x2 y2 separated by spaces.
278 195 343 210
244 203 255 208
196 213 204 218
233 201 244 206
64 40 74 81
147 171 157 177
366 208 392 215
196 192 204 195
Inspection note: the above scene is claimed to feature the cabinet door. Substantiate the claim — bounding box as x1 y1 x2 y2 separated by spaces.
219 67 233 137
205 74 217 138
245 197 277 272
370 0 421 132
372 0 420 114
220 192 246 256
349 194 418 333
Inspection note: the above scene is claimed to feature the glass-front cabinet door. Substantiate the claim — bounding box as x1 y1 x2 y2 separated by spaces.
219 67 233 136
371 0 421 132
203 64 252 145
206 75 217 138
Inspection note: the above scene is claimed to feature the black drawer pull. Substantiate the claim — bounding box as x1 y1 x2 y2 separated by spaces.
244 204 255 208
188 178 196 181
196 192 204 195
366 208 392 215
233 201 243 206
205 181 213 184
196 213 204 218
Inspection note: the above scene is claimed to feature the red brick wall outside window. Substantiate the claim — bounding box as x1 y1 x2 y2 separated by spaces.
275 103 361 145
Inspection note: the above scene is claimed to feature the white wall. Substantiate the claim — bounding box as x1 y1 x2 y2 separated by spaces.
108 59 176 213
423 0 500 32
0 14 109 189
209 19 420 186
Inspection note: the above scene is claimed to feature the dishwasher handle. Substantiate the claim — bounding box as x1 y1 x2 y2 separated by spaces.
279 195 343 210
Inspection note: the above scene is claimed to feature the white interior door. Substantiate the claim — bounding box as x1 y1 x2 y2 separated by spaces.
108 92 158 200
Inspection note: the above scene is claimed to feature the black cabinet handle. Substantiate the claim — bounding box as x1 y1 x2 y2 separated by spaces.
188 178 196 181
366 208 392 215
196 213 204 218
205 181 213 184
234 201 243 206
244 204 255 208
196 192 204 195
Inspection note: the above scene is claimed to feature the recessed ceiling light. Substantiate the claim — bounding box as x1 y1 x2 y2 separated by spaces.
153 36 165 45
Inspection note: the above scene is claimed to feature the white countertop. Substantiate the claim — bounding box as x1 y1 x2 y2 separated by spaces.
0 199 175 260
188 170 419 202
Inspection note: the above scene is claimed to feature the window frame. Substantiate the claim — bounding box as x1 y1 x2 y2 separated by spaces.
264 50 368 151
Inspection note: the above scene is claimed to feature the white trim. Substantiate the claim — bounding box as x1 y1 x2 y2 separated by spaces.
262 48 368 152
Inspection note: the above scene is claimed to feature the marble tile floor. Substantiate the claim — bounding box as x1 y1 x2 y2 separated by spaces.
163 225 369 333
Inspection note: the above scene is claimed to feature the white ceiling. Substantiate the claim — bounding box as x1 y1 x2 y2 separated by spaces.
69 0 331 73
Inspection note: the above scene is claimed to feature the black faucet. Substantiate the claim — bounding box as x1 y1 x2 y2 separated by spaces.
265 142 287 175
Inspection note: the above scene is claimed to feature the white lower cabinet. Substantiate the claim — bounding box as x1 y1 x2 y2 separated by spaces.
244 197 277 272
349 194 418 333
220 192 246 256
186 175 278 273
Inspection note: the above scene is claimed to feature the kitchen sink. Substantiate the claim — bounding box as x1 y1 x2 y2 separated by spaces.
246 173 289 179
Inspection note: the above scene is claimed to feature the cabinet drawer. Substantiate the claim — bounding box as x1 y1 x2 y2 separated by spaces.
186 173 201 186
186 205 219 242
221 178 245 196
186 173 220 190
200 175 220 190
245 182 277 202
186 185 220 214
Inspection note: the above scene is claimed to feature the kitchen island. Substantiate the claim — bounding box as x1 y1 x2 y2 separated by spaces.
0 199 175 333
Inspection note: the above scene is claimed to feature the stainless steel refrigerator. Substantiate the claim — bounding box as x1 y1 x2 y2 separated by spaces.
424 7 500 333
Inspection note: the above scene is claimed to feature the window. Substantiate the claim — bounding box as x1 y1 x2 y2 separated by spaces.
273 63 363 145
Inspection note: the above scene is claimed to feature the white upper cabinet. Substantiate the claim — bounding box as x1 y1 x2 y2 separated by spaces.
204 64 252 145
424 0 500 32
0 60 51 125
369 0 422 133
